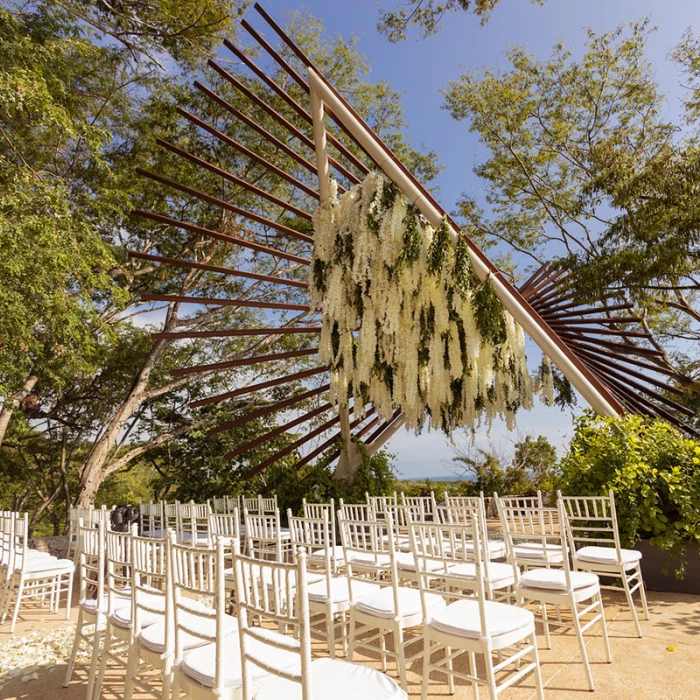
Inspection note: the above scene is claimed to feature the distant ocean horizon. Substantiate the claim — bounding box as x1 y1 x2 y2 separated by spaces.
399 474 476 483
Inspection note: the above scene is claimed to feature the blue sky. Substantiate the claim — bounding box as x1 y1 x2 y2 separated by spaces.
242 1 699 479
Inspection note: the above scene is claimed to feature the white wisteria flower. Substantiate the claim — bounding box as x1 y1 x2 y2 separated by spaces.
311 172 537 435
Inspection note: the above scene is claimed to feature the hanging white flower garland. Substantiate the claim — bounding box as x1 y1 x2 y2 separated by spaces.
311 172 537 434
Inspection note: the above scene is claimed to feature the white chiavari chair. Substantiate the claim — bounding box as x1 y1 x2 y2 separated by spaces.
177 501 212 546
366 492 398 520
122 533 172 700
0 512 74 632
431 503 518 601
339 512 445 691
288 512 372 659
64 519 106 698
233 541 407 700
437 500 508 561
301 498 343 573
140 501 165 538
399 492 437 520
558 489 649 637
411 514 544 700
168 533 240 700
509 500 612 691
240 497 261 516
494 495 563 568
163 501 180 533
67 505 94 561
93 526 138 700
338 500 375 522
244 510 291 562
259 496 277 515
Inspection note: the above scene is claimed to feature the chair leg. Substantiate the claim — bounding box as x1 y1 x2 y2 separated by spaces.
347 615 356 662
93 625 112 700
622 571 643 637
64 608 84 687
327 609 336 659
171 667 181 700
598 593 613 663
9 575 25 633
396 625 407 692
123 644 140 700
379 628 387 672
484 646 499 699
86 617 102 700
161 658 173 700
530 631 545 700
446 645 455 694
468 651 480 700
541 601 552 649
65 571 74 619
421 636 431 700
637 565 650 620
571 600 594 691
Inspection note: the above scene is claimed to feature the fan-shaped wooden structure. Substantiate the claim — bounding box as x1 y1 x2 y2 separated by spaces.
131 4 696 480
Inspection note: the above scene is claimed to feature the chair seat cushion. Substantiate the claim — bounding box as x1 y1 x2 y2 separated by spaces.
448 562 516 585
253 657 407 700
430 598 534 639
519 568 599 591
395 553 445 573
140 610 238 653
181 628 298 689
513 542 563 563
111 593 164 629
575 546 642 566
354 586 445 620
307 577 380 605
81 591 131 614
457 540 507 559
18 556 74 574
309 545 345 562
346 552 391 567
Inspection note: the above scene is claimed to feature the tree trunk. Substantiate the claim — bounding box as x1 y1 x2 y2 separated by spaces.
76 338 168 507
0 374 38 448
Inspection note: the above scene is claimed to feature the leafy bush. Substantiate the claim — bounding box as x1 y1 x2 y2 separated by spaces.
559 411 700 569
260 445 398 521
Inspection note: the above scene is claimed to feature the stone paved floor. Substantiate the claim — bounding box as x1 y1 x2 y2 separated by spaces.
0 585 698 699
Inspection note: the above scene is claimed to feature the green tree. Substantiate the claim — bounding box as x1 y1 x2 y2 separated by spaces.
442 21 698 386
512 435 558 494
376 0 544 43
0 2 440 528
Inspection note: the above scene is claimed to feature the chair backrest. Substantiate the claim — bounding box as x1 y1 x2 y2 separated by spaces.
232 540 311 700
365 492 397 518
244 511 285 561
168 532 222 676
288 512 332 573
241 496 261 515
338 513 399 611
0 511 14 567
177 501 211 546
131 533 168 641
497 491 544 510
302 498 336 543
497 498 565 568
436 500 512 581
259 496 278 515
139 501 164 537
209 510 241 542
162 501 180 530
105 527 134 619
210 497 228 514
557 489 623 562
399 492 436 519
77 518 106 613
338 500 375 522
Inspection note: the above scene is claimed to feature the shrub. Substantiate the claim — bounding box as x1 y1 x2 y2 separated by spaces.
559 411 700 572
